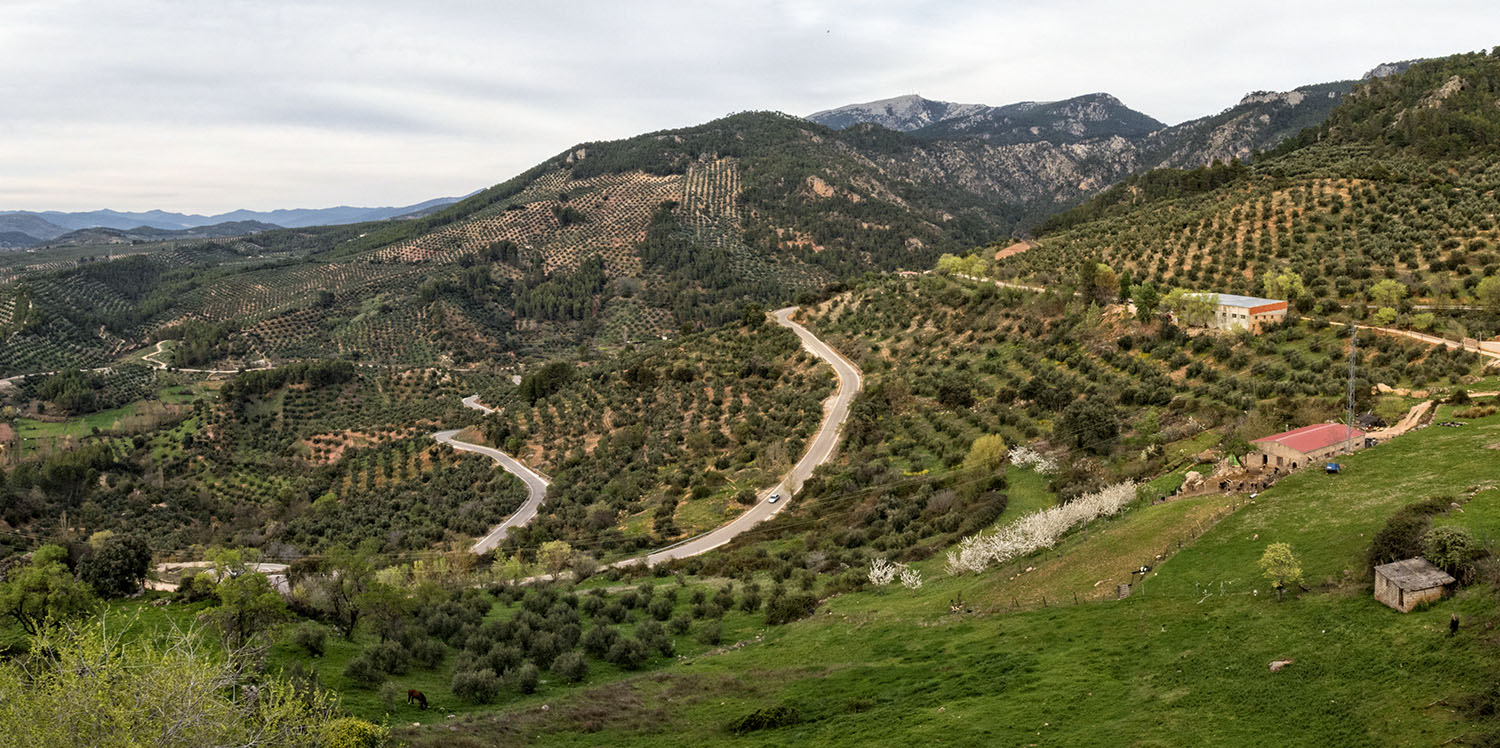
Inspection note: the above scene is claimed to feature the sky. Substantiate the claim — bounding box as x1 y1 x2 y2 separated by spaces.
3 0 1498 214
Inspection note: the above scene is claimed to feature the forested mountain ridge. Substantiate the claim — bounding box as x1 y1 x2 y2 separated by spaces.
806 94 989 131
809 79 1355 170
808 92 1166 144
909 92 1166 144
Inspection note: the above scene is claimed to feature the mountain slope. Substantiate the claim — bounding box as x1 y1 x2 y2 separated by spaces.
807 94 987 131
911 93 1165 144
0 213 70 243
809 92 1165 145
1141 81 1354 167
40 220 284 247
1013 51 1500 337
809 65 1456 176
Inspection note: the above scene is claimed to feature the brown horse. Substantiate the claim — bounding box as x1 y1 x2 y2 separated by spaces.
407 689 428 709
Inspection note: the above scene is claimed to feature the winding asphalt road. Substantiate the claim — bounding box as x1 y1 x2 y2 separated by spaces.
436 306 862 565
436 396 553 555
635 307 862 565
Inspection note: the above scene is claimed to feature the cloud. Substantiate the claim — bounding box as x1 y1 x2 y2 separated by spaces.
3 0 1499 212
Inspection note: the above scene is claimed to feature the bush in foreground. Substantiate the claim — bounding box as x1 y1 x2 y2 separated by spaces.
0 617 385 747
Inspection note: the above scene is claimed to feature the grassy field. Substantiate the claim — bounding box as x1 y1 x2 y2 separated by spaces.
13 402 149 441
400 409 1500 746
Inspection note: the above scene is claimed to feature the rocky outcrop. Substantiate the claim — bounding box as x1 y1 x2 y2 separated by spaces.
807 94 987 132
808 78 1354 199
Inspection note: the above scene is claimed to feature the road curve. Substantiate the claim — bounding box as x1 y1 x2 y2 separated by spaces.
143 340 273 374
635 306 862 565
436 307 861 565
434 395 552 555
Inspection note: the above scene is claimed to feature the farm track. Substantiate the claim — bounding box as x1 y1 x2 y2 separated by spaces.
1321 320 1500 368
434 306 862 565
142 340 274 374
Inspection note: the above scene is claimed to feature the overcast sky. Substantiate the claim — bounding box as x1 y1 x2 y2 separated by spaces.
3 1 1498 214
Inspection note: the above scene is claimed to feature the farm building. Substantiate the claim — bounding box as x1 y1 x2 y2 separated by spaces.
1373 558 1455 612
1246 422 1365 472
1188 293 1289 333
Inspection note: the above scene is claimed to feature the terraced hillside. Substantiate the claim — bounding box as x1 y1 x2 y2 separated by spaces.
672 271 1488 582
471 316 836 561
1016 53 1500 341
0 360 531 556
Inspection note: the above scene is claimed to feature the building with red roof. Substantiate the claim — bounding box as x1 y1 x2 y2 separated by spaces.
1248 422 1365 472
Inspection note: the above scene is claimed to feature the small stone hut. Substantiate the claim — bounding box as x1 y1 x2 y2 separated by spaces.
1373 558 1455 612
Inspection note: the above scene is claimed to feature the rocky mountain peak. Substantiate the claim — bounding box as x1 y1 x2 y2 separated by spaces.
1362 59 1423 79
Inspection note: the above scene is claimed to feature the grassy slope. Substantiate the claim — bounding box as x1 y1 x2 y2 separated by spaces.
416 409 1500 747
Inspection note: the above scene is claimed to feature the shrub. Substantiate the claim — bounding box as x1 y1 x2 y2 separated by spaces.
364 640 411 675
1424 525 1485 584
713 585 735 609
1456 405 1498 419
514 662 540 694
482 644 524 674
411 638 447 669
667 615 691 635
553 650 589 682
342 654 385 687
321 716 388 748
738 590 762 613
290 623 326 657
581 625 619 658
377 682 402 711
173 572 218 603
452 668 502 704
1367 498 1450 570
635 619 673 656
728 705 802 734
425 611 462 641
764 593 818 625
647 596 674 621
696 620 722 646
601 601 628 623
530 632 560 669
606 637 649 670
580 595 605 617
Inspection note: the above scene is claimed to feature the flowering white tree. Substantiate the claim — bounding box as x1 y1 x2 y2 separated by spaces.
899 566 923 590
946 481 1136 575
1006 446 1058 475
868 557 898 586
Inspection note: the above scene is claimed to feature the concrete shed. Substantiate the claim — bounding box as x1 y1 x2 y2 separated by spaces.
1373 558 1455 612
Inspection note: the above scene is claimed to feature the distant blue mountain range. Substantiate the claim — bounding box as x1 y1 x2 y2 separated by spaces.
0 195 464 247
